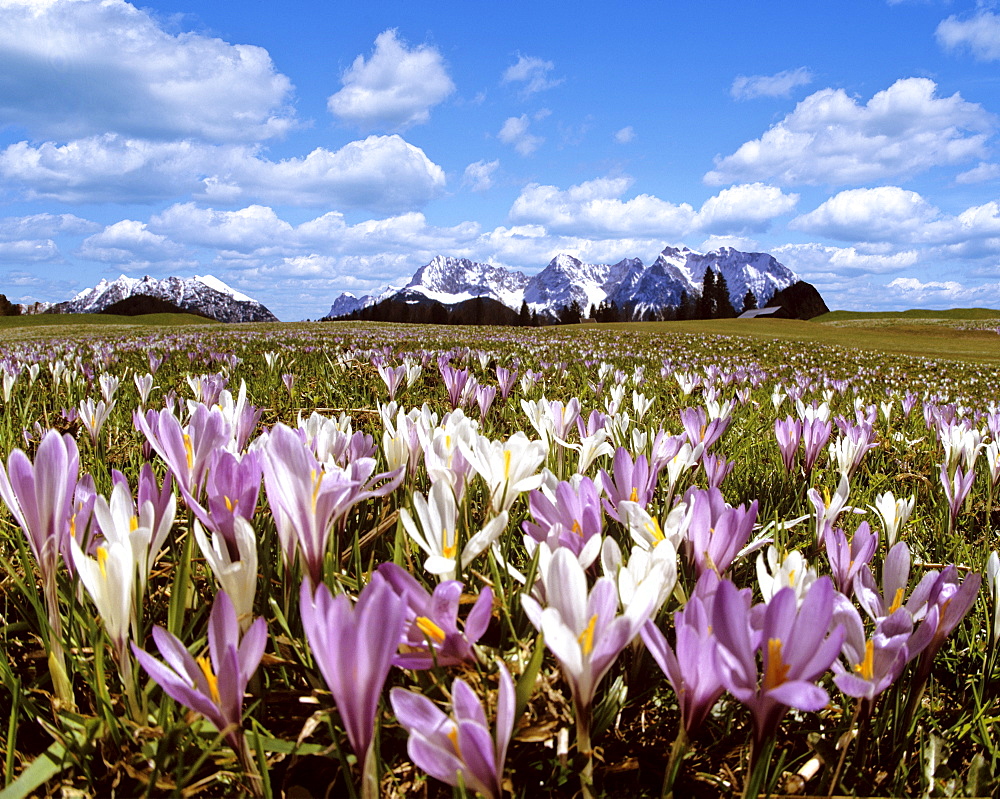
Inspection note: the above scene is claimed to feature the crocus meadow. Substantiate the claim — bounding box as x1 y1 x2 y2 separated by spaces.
0 319 995 798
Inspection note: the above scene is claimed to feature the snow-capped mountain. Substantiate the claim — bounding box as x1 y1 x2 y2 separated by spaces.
52 274 278 323
324 245 802 320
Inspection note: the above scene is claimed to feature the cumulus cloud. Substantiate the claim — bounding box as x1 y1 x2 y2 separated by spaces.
498 115 544 155
151 204 295 252
614 126 635 144
0 239 61 263
936 11 1000 61
790 187 938 242
508 176 797 238
327 29 455 131
462 159 500 192
0 0 294 142
730 67 813 100
0 133 446 211
77 220 190 265
706 78 994 186
501 54 562 96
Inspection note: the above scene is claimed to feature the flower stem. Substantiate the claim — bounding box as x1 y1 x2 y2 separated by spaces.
661 724 689 799
575 698 594 799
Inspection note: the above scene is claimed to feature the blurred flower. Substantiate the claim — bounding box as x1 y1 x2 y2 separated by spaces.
825 522 878 597
756 546 817 606
870 491 915 549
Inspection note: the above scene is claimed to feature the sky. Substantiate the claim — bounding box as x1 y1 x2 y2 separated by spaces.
3 0 1000 320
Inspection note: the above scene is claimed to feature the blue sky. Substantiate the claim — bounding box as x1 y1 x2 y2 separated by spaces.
3 0 1000 320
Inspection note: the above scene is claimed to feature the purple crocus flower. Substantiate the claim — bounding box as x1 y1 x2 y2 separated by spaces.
495 366 518 401
801 417 832 477
712 576 845 748
683 487 758 576
262 424 402 585
522 476 604 557
641 571 729 735
376 562 493 669
132 590 267 757
940 463 975 531
440 365 471 410
190 449 262 558
831 598 912 701
680 407 729 451
299 575 406 759
825 522 878 597
702 452 734 489
134 404 231 502
598 447 657 523
390 663 514 799
908 564 982 669
774 416 802 474
376 361 407 401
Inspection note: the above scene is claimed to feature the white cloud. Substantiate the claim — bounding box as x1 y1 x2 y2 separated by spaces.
885 276 1000 306
730 67 813 100
509 177 797 238
462 159 500 192
0 133 446 211
706 78 994 186
956 162 1000 184
791 187 1000 252
790 186 938 242
0 239 61 262
614 126 635 144
0 213 98 239
773 242 919 277
696 182 799 234
936 11 1000 61
150 204 294 251
0 0 294 142
327 29 455 131
501 54 562 96
498 115 544 155
77 219 190 265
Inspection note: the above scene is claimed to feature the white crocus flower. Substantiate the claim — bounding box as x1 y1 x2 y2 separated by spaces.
870 491 915 548
79 397 115 444
796 400 830 423
98 372 120 403
133 372 155 405
631 390 654 422
618 500 687 553
93 481 175 592
193 518 258 631
756 546 817 605
400 480 461 579
2 368 16 402
460 431 547 514
70 536 134 658
601 537 677 615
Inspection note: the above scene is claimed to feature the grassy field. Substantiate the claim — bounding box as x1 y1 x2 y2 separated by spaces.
0 317 996 798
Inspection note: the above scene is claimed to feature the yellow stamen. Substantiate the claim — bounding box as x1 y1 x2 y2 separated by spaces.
197 656 221 705
763 638 790 691
447 725 461 756
414 616 446 644
97 546 108 578
224 496 234 512
442 528 457 560
646 518 665 542
183 433 194 471
129 515 139 532
571 519 582 536
823 487 832 509
888 587 905 614
578 614 598 656
629 487 638 502
854 638 875 681
503 450 512 480
788 569 796 587
310 469 322 512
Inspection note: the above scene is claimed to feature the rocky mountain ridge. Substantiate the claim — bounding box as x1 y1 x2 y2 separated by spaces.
326 246 805 320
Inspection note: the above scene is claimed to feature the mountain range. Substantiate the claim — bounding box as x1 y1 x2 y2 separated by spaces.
325 245 810 320
18 274 278 323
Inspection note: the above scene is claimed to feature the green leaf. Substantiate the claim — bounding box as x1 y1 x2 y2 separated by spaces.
0 740 68 799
